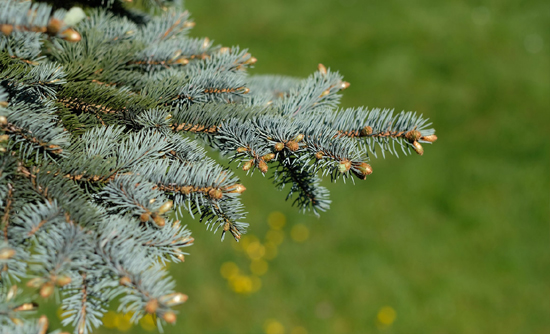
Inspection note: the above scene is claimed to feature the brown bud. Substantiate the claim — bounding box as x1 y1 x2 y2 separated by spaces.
0 116 6 125
183 21 196 28
340 81 350 90
412 141 424 155
140 212 150 223
47 18 64 35
294 134 304 142
274 142 285 151
262 153 275 162
0 24 14 36
37 315 49 334
163 311 177 324
59 28 81 42
119 276 132 286
319 89 330 98
360 126 373 136
177 253 185 262
227 184 246 194
145 299 159 314
0 247 15 260
56 275 72 287
14 302 38 312
286 141 299 151
318 63 327 75
236 147 248 153
242 159 254 171
40 282 54 298
258 160 268 173
405 130 422 142
152 213 166 227
174 58 189 65
219 47 230 54
223 222 230 231
158 200 173 215
160 292 188 306
7 285 17 301
27 278 44 288
242 87 250 94
0 101 8 107
208 188 223 200
245 57 257 65
337 161 352 174
315 152 324 160
421 134 438 143
172 220 181 229
202 37 210 49
355 162 373 176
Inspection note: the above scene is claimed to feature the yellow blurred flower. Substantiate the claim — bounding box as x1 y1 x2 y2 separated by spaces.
116 312 133 331
220 261 240 279
377 306 396 326
290 326 308 334
250 259 269 276
246 241 266 260
263 241 278 260
264 319 285 334
239 235 259 252
265 229 284 245
290 224 309 242
268 211 286 230
229 275 253 294
139 314 157 331
250 275 262 293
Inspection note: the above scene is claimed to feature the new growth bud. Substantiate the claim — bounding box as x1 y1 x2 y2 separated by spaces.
286 141 299 151
318 63 327 75
242 159 254 171
227 184 246 194
163 311 177 324
145 299 158 314
360 126 373 136
262 153 275 162
338 161 352 173
412 141 424 155
274 143 285 151
208 188 223 200
258 160 268 173
158 200 173 214
421 134 438 142
405 130 422 142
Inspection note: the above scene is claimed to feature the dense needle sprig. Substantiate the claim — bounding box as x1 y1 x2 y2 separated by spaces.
0 1 437 333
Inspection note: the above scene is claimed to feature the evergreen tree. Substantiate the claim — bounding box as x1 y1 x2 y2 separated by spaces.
0 0 437 333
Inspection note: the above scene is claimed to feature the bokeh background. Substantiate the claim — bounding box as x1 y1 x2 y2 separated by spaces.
50 0 550 333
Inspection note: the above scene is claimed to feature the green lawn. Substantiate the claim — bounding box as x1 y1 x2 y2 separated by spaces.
63 0 550 333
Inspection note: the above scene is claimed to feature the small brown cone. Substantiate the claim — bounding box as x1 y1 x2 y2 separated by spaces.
412 141 424 155
208 188 223 200
405 130 422 142
227 184 246 194
360 126 373 137
56 275 72 287
318 63 327 75
40 282 54 298
145 299 159 314
37 315 49 334
286 141 299 151
421 134 438 143
119 276 131 286
152 213 166 227
160 292 188 306
163 311 177 324
140 212 150 223
262 153 275 162
337 161 352 174
0 247 15 260
242 159 254 171
158 200 173 214
258 160 268 173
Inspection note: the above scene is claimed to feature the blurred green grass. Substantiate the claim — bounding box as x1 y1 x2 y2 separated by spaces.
76 0 550 333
